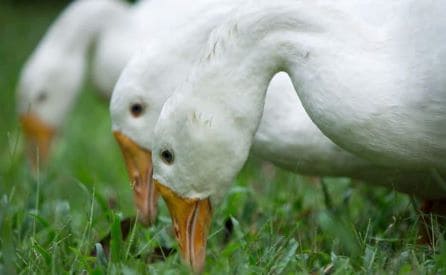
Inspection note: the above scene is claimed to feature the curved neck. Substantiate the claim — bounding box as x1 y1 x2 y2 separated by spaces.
40 0 128 55
189 0 400 136
186 2 331 138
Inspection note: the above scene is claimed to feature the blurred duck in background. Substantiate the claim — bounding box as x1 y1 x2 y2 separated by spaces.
17 0 135 169
145 1 446 271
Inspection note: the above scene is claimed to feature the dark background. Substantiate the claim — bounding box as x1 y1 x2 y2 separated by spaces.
2 0 136 5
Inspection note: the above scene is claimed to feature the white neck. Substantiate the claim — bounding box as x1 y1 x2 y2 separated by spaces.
39 0 128 56
18 0 129 127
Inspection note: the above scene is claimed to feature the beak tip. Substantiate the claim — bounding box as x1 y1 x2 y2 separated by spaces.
156 183 212 273
191 258 206 274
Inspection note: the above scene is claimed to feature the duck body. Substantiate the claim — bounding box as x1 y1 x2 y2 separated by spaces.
267 1 446 171
278 1 446 170
253 72 380 177
253 73 444 199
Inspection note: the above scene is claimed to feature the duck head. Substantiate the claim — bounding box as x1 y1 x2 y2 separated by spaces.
152 90 254 272
17 47 85 171
110 54 179 225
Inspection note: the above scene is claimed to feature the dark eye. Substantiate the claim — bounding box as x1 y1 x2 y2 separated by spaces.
160 149 174 165
36 92 47 103
130 103 144 117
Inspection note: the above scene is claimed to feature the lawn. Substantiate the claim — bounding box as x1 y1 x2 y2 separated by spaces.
1 2 445 274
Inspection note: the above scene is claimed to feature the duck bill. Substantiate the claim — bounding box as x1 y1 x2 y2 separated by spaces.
20 113 56 171
155 180 212 273
113 131 158 226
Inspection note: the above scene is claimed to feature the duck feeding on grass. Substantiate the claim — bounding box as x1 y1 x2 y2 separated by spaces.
147 1 446 271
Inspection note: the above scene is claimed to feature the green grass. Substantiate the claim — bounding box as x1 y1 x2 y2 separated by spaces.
1 2 446 274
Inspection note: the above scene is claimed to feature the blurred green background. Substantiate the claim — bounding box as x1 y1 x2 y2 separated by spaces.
1 1 445 274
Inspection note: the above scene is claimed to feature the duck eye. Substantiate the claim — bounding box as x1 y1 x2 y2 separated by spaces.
130 103 144 117
160 149 174 165
36 91 47 103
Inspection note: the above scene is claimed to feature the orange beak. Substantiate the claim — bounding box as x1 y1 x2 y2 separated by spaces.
113 131 159 226
20 113 56 171
155 180 212 273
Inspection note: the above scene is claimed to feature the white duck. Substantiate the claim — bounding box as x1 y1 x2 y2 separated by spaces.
17 0 131 167
149 1 446 271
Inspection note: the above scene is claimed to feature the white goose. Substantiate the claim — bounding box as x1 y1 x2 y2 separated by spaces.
148 1 446 271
